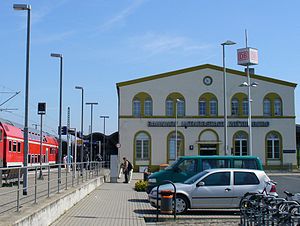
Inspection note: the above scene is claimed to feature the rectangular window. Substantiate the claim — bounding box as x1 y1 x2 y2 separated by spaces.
169 140 176 160
274 140 280 159
231 101 238 116
13 141 17 152
9 140 12 152
274 101 282 116
263 100 271 116
144 100 152 116
210 101 217 116
136 140 142 159
0 129 2 142
143 140 149 159
267 140 273 158
242 100 248 116
177 101 185 116
133 100 141 117
166 100 173 116
17 142 21 153
199 101 206 116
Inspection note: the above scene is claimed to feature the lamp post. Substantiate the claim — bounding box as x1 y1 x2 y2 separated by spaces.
38 103 46 180
100 115 109 162
175 99 182 160
50 53 63 192
221 40 236 156
239 81 258 156
86 102 98 162
75 86 84 173
13 3 31 195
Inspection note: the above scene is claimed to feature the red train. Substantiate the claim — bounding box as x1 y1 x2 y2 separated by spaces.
0 119 58 167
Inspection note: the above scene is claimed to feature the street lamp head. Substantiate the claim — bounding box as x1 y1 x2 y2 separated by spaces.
100 115 109 118
75 86 83 90
251 82 259 87
50 53 63 58
239 81 249 87
13 4 31 10
221 40 236 46
86 102 98 105
176 98 182 102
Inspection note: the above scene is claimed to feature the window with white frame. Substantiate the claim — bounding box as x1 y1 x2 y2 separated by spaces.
168 132 183 160
199 100 206 116
144 99 153 116
135 132 150 160
166 99 173 116
210 99 217 116
177 100 185 116
234 132 248 156
231 98 239 116
267 132 280 159
274 99 282 116
133 99 141 117
242 98 249 116
263 98 271 116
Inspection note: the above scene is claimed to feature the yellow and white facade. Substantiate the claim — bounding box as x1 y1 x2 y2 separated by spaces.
116 64 297 169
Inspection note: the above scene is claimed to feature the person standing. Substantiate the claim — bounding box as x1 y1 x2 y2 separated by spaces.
122 157 129 183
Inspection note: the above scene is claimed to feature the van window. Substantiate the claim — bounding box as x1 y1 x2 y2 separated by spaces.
201 159 230 171
234 172 259 185
177 159 198 173
233 159 258 169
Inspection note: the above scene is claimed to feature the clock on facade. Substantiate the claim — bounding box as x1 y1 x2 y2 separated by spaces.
203 76 213 86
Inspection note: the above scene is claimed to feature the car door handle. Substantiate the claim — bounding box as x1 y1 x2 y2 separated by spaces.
225 188 231 192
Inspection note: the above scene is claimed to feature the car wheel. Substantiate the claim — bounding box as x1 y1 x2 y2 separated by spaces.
173 195 188 214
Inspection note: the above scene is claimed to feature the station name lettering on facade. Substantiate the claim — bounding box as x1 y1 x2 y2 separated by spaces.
147 121 269 127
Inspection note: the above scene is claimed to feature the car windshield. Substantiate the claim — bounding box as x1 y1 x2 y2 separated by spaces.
165 159 181 170
184 171 208 184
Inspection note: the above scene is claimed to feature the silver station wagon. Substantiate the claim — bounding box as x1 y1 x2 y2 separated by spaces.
148 168 277 214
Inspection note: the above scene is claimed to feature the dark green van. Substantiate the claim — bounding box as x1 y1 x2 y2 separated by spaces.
146 155 263 193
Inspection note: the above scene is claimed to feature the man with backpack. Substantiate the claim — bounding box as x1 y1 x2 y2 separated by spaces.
122 157 133 183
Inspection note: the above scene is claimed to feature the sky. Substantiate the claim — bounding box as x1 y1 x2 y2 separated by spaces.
0 0 300 136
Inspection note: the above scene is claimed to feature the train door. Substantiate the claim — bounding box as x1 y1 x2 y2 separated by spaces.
46 148 49 163
0 128 3 168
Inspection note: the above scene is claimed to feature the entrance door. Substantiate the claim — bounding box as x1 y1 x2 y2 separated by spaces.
200 144 217 155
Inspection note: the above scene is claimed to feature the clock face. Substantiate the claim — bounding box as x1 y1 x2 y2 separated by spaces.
203 76 213 86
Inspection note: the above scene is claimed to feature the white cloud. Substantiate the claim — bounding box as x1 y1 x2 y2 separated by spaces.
99 0 145 31
130 32 213 56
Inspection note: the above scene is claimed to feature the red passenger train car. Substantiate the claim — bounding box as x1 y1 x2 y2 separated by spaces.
0 119 58 167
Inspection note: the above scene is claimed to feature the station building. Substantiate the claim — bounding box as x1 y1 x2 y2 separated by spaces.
116 64 297 170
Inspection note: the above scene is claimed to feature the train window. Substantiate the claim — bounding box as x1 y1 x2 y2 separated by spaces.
0 129 2 141
13 141 17 152
31 155 34 163
17 142 21 153
9 140 12 152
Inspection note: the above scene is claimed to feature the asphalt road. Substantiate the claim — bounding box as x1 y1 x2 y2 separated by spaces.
268 173 300 197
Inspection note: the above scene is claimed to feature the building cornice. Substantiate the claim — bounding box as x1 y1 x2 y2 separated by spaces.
116 64 297 88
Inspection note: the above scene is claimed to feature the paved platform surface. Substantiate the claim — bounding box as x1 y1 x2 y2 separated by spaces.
51 173 240 226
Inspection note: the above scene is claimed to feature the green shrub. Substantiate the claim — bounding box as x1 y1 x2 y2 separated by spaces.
135 180 148 192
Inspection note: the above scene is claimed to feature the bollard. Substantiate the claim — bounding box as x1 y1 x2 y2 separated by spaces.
160 190 174 214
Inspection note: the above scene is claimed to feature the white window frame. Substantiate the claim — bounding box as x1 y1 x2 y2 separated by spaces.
135 133 150 160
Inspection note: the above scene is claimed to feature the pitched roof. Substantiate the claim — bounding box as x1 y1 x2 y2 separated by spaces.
116 64 297 88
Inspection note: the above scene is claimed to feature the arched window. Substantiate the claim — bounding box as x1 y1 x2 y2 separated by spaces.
144 98 153 116
234 131 248 156
210 98 217 116
135 132 150 160
263 93 283 117
263 98 271 116
266 132 280 159
132 92 153 117
199 93 218 116
274 99 282 116
168 132 184 161
133 98 141 117
231 98 239 116
165 93 185 117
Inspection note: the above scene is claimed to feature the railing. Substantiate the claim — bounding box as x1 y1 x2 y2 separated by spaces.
240 193 300 225
0 161 109 214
